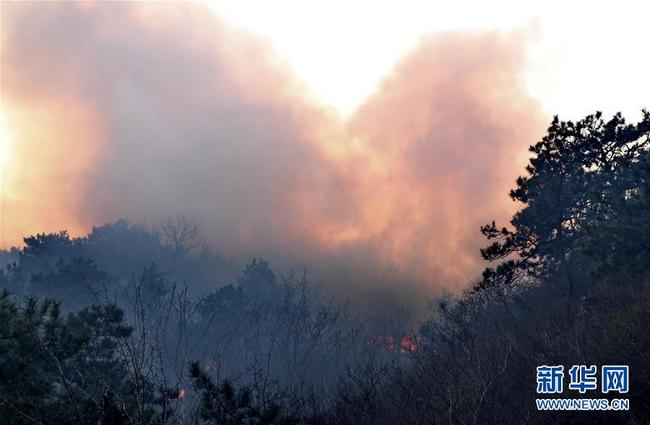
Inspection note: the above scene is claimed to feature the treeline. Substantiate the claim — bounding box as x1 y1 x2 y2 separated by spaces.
0 111 648 424
0 216 240 305
0 227 407 423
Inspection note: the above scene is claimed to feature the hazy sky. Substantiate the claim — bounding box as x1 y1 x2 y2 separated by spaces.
0 1 648 299
207 0 650 118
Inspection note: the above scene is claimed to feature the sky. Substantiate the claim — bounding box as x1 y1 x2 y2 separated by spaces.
0 1 648 300
206 0 650 118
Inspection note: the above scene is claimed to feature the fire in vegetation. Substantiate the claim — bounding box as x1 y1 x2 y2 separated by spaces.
374 332 418 353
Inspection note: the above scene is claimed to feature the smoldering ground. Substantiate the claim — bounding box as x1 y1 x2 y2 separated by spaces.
1 2 544 312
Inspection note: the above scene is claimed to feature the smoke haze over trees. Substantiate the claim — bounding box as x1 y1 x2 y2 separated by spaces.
1 1 545 301
1 2 649 424
0 110 647 424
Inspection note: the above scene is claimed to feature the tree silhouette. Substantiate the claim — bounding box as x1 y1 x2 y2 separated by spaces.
189 362 298 425
478 111 650 292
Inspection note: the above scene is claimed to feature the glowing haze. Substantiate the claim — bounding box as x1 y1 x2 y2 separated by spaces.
207 0 650 118
1 1 648 298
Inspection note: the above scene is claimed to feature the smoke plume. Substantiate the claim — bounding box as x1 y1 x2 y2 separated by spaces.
1 2 544 306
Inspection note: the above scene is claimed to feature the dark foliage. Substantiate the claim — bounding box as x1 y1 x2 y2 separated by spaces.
0 292 144 424
478 111 650 292
190 362 299 425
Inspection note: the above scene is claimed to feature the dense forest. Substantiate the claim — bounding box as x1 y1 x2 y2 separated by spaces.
0 110 649 424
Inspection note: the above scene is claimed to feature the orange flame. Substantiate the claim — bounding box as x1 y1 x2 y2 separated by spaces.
374 332 418 353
